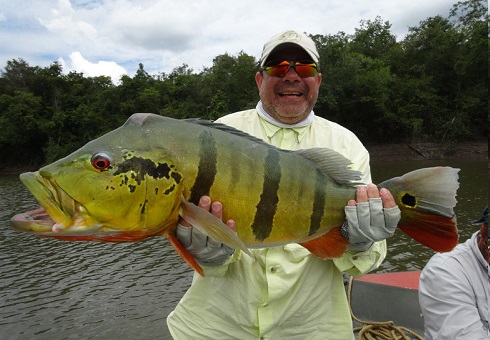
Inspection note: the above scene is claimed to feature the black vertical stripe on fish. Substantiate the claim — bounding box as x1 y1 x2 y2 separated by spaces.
309 169 326 236
189 130 217 204
251 148 281 241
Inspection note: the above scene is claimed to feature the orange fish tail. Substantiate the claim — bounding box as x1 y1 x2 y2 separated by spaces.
398 210 458 252
379 166 460 252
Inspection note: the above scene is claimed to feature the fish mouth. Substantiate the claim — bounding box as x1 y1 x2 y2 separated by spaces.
11 172 169 242
11 172 103 237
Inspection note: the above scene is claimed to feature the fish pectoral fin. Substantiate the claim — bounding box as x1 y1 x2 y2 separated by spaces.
299 227 349 259
180 198 253 258
166 232 205 276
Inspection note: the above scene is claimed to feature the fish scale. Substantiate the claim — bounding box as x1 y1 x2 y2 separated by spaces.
178 121 354 245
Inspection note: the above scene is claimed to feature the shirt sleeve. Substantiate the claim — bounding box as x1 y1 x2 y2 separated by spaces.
333 240 387 277
329 134 388 277
419 257 488 339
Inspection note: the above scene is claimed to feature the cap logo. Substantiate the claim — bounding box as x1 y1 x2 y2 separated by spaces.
278 31 301 42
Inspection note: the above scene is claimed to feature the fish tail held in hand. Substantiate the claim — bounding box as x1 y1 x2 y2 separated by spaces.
379 167 460 252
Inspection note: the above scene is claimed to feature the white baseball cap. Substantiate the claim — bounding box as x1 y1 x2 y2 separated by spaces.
259 30 320 68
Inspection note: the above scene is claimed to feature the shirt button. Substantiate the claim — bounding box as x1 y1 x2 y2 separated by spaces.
270 267 276 273
352 256 359 260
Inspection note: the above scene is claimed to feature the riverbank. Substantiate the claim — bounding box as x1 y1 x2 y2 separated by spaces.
366 141 487 162
0 141 487 175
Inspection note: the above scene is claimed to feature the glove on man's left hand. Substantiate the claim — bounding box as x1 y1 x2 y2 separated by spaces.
343 184 401 252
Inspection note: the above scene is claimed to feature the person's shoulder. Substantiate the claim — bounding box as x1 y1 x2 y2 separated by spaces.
424 240 472 271
215 109 261 134
216 109 257 124
312 116 353 133
311 116 362 141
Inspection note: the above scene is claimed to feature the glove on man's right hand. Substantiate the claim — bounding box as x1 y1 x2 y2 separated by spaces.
176 196 236 267
176 223 235 266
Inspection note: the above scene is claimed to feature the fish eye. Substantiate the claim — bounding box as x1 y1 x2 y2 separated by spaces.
91 153 112 171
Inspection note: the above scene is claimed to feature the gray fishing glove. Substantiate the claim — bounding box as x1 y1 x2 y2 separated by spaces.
176 223 235 266
343 198 401 252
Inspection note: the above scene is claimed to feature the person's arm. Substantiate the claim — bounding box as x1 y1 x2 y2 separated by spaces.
419 260 488 339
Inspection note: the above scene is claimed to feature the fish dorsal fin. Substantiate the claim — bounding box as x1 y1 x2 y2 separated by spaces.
295 148 364 185
185 119 274 146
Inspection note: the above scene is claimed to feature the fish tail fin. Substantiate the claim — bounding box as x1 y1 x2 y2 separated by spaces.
379 167 460 252
166 232 205 277
300 227 349 258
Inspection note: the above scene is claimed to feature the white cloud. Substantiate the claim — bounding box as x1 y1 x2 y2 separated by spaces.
37 0 98 46
59 52 127 84
0 0 459 77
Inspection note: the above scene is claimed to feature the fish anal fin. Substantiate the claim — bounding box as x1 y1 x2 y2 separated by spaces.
398 210 459 252
166 232 204 277
300 227 349 259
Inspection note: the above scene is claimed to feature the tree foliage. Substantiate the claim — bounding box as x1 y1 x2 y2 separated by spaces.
0 0 487 167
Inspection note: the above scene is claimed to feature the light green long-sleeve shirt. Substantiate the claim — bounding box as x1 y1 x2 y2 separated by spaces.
167 108 387 340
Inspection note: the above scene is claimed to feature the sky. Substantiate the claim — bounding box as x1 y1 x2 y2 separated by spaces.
0 0 459 84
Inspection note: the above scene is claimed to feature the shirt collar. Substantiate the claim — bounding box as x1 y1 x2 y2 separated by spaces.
256 101 313 142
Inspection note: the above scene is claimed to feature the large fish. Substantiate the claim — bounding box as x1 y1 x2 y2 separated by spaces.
11 113 460 275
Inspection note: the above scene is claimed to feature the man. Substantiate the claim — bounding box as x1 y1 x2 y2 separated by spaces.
167 30 401 339
419 206 489 339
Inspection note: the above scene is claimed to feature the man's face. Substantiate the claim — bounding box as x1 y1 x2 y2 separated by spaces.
256 46 322 125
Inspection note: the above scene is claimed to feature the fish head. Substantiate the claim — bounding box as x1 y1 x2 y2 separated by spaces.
12 120 185 241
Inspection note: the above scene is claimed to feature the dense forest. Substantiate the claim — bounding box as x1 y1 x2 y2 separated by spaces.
0 0 487 168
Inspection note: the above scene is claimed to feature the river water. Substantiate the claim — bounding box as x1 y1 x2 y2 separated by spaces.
0 159 487 339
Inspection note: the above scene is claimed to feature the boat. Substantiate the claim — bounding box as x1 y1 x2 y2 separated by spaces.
346 271 424 339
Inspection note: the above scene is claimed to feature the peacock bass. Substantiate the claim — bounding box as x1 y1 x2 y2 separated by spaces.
11 113 460 276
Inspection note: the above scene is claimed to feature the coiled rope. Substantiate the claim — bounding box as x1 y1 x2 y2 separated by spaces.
347 276 423 340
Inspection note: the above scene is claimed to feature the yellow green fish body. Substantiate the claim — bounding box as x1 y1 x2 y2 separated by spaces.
11 113 460 274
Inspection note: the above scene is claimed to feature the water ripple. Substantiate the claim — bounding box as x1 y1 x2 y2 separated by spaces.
1 160 487 338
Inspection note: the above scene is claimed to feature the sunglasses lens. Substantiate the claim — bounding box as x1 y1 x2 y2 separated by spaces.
265 61 290 77
264 61 317 78
295 63 318 77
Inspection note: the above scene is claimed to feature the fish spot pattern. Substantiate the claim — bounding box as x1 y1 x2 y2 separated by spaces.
401 193 417 208
113 156 172 188
164 184 176 195
112 155 182 199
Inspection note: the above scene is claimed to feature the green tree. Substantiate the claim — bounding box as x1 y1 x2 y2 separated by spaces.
0 0 487 168
207 52 259 116
0 91 45 165
448 0 488 139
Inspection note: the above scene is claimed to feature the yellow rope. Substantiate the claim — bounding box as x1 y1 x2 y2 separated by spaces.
347 276 424 340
